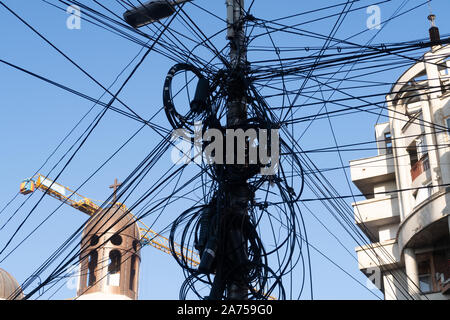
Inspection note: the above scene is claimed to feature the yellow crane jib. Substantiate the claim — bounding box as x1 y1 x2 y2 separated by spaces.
18 174 201 266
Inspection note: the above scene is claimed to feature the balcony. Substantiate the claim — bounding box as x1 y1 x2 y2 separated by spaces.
350 154 395 195
410 156 430 182
352 195 400 240
356 239 400 270
397 190 450 253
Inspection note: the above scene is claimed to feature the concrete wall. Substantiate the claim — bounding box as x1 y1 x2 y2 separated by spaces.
379 223 399 242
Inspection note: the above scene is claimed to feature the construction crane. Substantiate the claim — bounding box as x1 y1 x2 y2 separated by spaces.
19 174 200 268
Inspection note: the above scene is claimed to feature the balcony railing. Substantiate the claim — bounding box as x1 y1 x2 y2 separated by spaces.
410 156 429 182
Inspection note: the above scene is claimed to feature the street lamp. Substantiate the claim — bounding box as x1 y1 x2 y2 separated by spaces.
123 0 192 28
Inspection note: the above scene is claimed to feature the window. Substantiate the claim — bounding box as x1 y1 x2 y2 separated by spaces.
87 250 98 287
407 144 418 166
129 255 137 291
408 137 430 182
418 260 432 293
132 240 140 252
416 253 440 294
446 118 450 135
384 133 393 154
107 250 121 286
433 249 450 292
419 274 432 293
110 234 122 246
90 235 99 246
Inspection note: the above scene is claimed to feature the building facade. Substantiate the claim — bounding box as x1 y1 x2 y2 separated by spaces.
350 43 450 300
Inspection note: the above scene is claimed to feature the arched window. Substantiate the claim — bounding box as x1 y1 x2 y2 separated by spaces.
132 240 140 252
107 250 121 286
110 234 122 246
87 250 98 287
90 235 99 246
129 255 137 291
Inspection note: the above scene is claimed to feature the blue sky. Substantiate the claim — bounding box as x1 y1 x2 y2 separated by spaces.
1 0 450 300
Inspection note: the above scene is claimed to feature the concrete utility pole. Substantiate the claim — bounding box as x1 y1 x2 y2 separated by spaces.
224 0 249 300
226 0 247 125
121 0 254 300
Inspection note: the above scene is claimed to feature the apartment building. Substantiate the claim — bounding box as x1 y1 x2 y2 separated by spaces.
349 37 450 300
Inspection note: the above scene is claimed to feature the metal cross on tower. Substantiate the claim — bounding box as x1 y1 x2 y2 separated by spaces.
109 178 122 203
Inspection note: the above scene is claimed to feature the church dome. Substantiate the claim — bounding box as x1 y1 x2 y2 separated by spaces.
0 268 23 300
82 204 140 241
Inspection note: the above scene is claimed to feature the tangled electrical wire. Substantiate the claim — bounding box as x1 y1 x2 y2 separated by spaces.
161 50 306 299
2 0 448 302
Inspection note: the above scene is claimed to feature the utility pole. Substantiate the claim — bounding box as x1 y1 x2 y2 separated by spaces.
226 0 247 122
224 0 249 300
121 0 254 300
208 0 249 300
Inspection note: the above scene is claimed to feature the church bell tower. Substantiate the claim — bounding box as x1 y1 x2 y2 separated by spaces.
77 185 141 300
